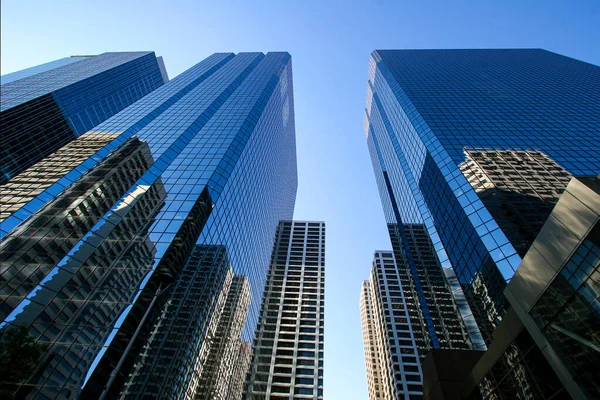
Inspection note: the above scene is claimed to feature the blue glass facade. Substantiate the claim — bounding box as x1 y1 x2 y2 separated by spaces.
1 52 166 182
0 52 296 398
364 49 600 341
0 56 89 85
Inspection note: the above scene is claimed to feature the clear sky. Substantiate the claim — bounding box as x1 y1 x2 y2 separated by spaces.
2 0 599 398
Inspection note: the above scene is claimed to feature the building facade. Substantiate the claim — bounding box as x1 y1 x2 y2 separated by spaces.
360 235 475 400
360 251 424 400
120 245 236 399
0 131 120 221
246 221 325 400
0 52 167 183
121 245 252 400
459 149 572 258
196 275 252 400
461 175 600 400
360 279 390 400
0 52 297 399
364 48 600 343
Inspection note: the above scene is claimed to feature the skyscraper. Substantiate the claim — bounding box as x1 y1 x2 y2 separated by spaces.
360 279 390 400
363 49 600 399
0 52 167 183
364 49 600 342
360 238 475 399
246 221 325 400
0 52 297 399
360 251 425 400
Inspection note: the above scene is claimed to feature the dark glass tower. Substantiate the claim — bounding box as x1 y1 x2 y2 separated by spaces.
0 52 297 399
364 49 600 342
121 245 252 400
0 52 167 183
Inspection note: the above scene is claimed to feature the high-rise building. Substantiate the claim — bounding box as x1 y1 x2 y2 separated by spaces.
360 251 425 400
246 221 325 400
360 279 390 400
360 237 475 400
0 52 297 399
363 49 600 400
0 52 168 183
364 48 600 342
0 136 166 399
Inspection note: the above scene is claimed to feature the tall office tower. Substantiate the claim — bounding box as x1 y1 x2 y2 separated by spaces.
0 52 297 399
361 252 424 400
0 52 167 183
364 49 600 343
246 221 325 400
0 137 166 398
360 242 473 400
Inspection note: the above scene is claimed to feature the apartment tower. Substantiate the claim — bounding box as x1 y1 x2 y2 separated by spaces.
246 221 325 400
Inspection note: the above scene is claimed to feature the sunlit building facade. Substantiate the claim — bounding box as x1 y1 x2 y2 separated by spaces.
246 221 325 400
0 52 167 183
360 279 390 400
0 52 297 399
360 236 475 400
360 251 424 400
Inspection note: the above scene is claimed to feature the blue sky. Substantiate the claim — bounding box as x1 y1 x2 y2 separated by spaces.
2 0 599 398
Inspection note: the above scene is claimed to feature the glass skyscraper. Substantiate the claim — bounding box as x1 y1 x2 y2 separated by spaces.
0 52 297 399
364 49 600 344
0 52 167 183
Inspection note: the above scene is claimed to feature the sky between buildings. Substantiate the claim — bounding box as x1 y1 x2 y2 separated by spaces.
1 0 599 398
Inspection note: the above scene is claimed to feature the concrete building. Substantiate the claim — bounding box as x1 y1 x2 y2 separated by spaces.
246 221 325 400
